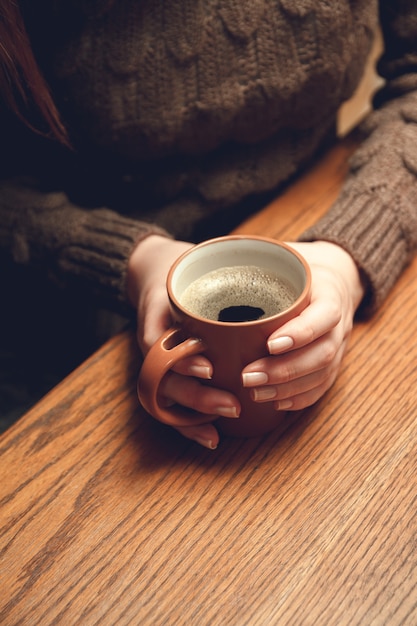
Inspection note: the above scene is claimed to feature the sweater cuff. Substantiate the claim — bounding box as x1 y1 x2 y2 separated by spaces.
298 181 413 315
56 208 171 309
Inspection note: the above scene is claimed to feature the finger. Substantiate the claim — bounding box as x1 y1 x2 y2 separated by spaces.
250 366 333 403
247 340 347 411
273 368 339 411
171 355 213 379
250 365 339 411
244 333 344 389
268 297 341 354
161 372 240 419
176 423 220 450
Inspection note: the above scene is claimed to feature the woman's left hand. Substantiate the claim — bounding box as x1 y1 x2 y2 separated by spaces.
241 241 365 411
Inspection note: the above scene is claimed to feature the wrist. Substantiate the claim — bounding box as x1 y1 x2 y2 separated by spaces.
310 241 366 311
289 240 366 313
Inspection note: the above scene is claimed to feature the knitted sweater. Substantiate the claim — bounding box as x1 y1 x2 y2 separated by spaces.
1 0 417 313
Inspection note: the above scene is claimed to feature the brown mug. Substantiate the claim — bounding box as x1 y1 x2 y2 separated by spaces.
137 235 311 437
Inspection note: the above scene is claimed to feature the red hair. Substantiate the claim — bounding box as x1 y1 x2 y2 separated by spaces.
0 1 70 146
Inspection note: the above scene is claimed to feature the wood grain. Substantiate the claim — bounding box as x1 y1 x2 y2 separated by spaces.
1 134 417 626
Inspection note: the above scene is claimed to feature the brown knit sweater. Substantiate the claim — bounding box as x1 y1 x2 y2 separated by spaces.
1 0 417 314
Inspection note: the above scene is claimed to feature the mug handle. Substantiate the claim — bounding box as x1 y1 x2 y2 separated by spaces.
137 327 210 427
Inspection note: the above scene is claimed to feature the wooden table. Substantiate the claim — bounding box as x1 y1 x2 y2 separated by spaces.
1 134 417 625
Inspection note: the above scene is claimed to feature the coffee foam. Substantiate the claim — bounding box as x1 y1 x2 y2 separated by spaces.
179 265 297 321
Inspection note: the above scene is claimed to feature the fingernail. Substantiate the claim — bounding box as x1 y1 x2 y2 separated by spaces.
215 406 240 418
193 436 218 450
242 371 269 386
182 426 219 450
188 364 212 379
275 399 293 410
252 387 278 401
268 336 294 354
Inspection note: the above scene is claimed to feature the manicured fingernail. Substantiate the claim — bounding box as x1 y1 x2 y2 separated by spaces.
275 399 293 410
215 406 240 418
193 436 218 450
268 336 294 353
188 364 212 379
252 387 278 401
183 425 218 450
242 371 269 386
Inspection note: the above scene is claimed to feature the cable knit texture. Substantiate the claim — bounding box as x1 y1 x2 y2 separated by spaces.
1 0 417 312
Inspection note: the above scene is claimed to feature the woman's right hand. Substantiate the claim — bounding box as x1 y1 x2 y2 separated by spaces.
127 235 240 449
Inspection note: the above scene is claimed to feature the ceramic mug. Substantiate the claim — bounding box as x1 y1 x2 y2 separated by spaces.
137 235 311 437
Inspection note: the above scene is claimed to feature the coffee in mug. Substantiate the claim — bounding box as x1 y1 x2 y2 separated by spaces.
179 265 298 323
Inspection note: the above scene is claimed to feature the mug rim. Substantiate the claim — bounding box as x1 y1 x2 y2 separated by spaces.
167 235 311 327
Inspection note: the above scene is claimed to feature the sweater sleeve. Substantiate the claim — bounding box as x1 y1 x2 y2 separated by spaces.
0 175 170 310
299 0 417 315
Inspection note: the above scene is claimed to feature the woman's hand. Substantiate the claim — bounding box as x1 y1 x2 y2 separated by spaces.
127 235 240 449
128 237 365 448
241 241 365 412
